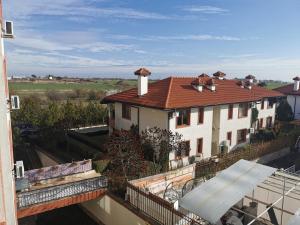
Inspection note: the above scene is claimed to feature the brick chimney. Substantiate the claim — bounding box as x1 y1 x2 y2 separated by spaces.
134 68 151 96
293 76 300 91
191 77 205 92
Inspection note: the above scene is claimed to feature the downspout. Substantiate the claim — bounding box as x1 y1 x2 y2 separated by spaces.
137 107 140 133
294 96 297 119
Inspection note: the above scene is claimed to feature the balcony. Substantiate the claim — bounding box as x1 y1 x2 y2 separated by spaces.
17 176 107 208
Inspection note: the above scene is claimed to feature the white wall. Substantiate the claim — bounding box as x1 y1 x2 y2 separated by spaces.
169 107 213 159
256 99 277 128
218 104 251 151
114 102 138 131
81 195 150 225
287 95 300 119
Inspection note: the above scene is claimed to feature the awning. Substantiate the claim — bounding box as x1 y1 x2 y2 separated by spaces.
179 159 276 224
287 209 300 225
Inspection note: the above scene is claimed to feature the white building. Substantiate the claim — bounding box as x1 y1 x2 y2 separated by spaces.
275 77 300 120
102 69 283 160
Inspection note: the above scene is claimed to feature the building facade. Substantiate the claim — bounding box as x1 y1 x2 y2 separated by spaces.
275 77 300 120
0 0 18 224
102 69 282 160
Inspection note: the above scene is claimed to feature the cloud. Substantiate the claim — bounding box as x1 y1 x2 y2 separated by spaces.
183 5 229 14
8 0 172 21
110 34 241 41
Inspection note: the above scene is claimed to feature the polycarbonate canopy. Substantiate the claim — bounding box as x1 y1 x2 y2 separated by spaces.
287 209 300 225
179 159 276 224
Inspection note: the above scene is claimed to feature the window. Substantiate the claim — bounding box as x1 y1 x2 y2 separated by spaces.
122 104 131 120
259 118 264 128
177 141 190 158
227 132 232 146
261 99 265 110
228 104 233 120
237 129 247 144
238 103 248 118
198 107 204 124
267 99 274 109
266 117 273 128
197 138 203 154
176 109 190 127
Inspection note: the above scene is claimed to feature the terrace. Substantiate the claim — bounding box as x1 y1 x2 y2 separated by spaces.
127 160 300 225
16 160 107 218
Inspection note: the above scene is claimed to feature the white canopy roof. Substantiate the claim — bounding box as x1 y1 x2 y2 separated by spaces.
287 209 300 225
179 159 276 224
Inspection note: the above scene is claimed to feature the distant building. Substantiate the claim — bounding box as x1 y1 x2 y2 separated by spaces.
275 77 300 119
102 68 283 161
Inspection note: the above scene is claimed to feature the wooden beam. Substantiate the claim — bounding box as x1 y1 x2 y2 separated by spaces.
17 189 106 218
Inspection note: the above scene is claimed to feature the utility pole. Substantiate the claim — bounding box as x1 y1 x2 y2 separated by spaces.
0 0 18 224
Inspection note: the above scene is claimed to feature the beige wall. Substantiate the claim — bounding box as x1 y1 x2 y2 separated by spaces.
114 102 138 131
139 106 169 132
81 195 150 225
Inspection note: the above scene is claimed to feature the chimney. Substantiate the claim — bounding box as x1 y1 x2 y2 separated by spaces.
206 78 216 91
293 76 300 91
134 68 151 96
191 77 205 92
213 71 226 80
245 74 256 84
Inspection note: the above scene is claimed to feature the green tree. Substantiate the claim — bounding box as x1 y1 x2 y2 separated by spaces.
277 99 294 121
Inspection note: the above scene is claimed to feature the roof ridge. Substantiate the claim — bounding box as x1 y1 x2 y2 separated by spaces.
164 77 173 108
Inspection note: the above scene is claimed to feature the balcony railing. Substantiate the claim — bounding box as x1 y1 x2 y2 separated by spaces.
17 176 107 208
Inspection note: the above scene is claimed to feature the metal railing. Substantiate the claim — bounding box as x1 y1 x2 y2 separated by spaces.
126 183 201 225
17 176 107 208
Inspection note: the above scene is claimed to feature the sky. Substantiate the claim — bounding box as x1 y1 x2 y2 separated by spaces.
3 0 300 80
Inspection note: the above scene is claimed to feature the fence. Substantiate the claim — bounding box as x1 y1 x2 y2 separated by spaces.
126 183 201 225
195 136 293 178
17 176 107 208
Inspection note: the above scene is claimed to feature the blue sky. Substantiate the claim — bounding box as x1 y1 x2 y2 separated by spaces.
4 0 300 80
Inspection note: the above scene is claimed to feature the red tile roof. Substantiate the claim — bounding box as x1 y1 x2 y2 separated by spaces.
102 77 284 109
274 83 300 96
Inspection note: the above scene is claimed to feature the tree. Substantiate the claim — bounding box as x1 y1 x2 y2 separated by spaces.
140 127 189 172
105 131 146 190
277 99 294 121
251 108 259 125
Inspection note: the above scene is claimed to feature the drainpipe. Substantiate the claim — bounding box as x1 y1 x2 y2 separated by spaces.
294 96 297 120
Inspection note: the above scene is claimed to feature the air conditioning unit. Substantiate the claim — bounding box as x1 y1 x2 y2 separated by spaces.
249 128 255 134
250 102 256 108
3 21 14 38
10 95 20 110
172 111 179 118
15 161 25 178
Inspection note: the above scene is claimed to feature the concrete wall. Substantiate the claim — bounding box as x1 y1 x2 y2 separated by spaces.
287 95 300 119
81 195 150 225
169 107 214 159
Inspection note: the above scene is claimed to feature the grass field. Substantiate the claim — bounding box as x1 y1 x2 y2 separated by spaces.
9 79 138 92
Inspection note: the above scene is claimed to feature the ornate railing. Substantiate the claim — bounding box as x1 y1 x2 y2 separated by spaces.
17 176 107 208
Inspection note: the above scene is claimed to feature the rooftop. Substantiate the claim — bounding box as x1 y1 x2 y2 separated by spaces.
274 84 300 96
102 76 283 109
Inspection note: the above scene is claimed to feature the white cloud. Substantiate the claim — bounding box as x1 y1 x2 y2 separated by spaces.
110 34 241 41
8 0 171 21
183 5 229 14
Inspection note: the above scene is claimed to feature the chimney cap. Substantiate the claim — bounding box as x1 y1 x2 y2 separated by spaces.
198 73 209 78
213 71 226 78
245 74 256 79
134 68 151 77
293 76 300 81
191 77 205 86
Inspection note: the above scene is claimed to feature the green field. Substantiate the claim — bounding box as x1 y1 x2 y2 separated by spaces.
9 79 138 92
